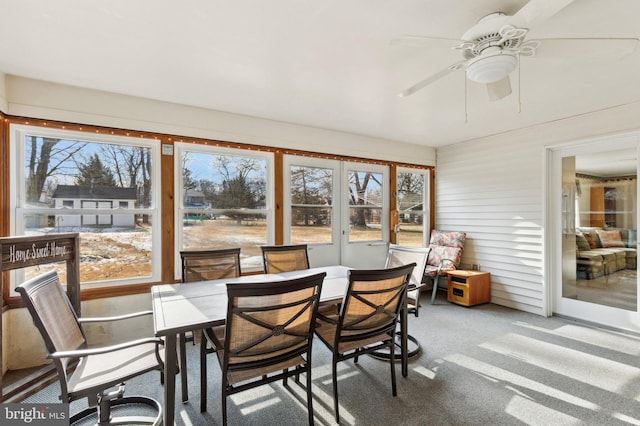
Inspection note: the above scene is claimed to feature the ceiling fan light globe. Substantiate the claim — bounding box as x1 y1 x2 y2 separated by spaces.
466 53 517 84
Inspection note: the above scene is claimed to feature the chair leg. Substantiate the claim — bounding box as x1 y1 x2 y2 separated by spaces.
200 331 208 413
430 275 440 304
389 340 397 397
306 367 314 426
179 332 188 402
332 358 340 423
222 391 228 426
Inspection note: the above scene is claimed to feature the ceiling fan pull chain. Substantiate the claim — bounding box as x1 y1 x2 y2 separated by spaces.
517 55 522 114
464 72 468 124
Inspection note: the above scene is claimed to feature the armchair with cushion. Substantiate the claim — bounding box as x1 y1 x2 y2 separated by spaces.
425 230 467 304
16 270 163 425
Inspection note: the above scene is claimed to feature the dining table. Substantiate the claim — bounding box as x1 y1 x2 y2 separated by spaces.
151 265 415 425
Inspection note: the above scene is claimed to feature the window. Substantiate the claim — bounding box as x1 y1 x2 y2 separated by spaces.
347 169 384 242
396 168 431 247
290 165 333 244
9 125 161 291
175 143 273 275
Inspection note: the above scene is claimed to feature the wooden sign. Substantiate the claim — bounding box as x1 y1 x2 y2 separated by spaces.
0 233 80 309
1 236 75 271
0 233 80 402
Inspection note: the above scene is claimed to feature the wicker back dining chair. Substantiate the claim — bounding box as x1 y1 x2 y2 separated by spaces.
202 272 326 425
385 244 430 316
314 263 416 423
180 248 241 406
261 244 310 273
181 248 242 282
16 270 163 425
425 230 467 304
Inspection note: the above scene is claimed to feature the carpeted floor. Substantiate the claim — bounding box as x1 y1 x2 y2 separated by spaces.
22 291 640 425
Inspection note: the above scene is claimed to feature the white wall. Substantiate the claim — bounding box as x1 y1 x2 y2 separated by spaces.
6 76 435 166
436 101 640 315
0 72 7 112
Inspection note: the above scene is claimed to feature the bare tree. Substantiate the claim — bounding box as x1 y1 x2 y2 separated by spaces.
290 166 332 225
349 171 382 228
210 155 266 223
26 136 86 202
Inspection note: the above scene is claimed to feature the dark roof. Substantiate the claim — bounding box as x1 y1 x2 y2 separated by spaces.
52 185 137 200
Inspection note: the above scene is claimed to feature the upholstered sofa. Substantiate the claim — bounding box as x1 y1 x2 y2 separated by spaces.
576 227 636 279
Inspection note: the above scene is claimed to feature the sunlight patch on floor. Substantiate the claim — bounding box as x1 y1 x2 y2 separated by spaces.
308 378 356 425
447 353 639 424
514 322 640 356
479 333 640 398
445 353 599 410
412 365 436 379
613 411 640 425
231 385 275 401
179 410 195 426
505 395 581 426
321 369 359 386
238 396 282 415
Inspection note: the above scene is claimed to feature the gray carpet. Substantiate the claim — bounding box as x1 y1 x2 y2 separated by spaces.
22 291 640 425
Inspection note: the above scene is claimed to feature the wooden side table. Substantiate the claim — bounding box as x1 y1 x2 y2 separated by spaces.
447 270 491 306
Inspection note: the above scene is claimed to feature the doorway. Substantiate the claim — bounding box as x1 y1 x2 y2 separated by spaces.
283 155 389 268
549 135 639 332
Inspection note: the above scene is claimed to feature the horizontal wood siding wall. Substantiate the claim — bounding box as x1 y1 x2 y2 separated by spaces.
436 140 544 315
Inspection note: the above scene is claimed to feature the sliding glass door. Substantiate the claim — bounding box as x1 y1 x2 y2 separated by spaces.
550 135 639 332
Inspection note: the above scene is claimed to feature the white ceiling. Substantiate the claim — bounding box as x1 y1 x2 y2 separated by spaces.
0 0 639 148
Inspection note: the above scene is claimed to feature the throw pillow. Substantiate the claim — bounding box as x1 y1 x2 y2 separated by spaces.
576 234 591 251
583 233 598 249
596 229 625 248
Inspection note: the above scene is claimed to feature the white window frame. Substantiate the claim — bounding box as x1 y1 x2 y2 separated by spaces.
173 142 275 278
9 124 162 291
340 162 390 268
397 167 431 247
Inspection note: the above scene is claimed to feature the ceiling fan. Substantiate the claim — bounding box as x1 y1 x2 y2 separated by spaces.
397 0 639 101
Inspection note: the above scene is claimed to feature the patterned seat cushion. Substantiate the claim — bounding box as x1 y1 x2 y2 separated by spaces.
425 246 463 276
429 230 466 249
424 230 467 277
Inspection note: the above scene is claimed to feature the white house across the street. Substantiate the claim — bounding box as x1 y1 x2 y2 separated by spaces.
51 185 137 228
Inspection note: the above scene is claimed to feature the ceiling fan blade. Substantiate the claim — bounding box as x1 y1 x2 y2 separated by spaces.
391 35 462 47
398 61 466 97
509 0 576 28
532 38 639 58
486 77 512 101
